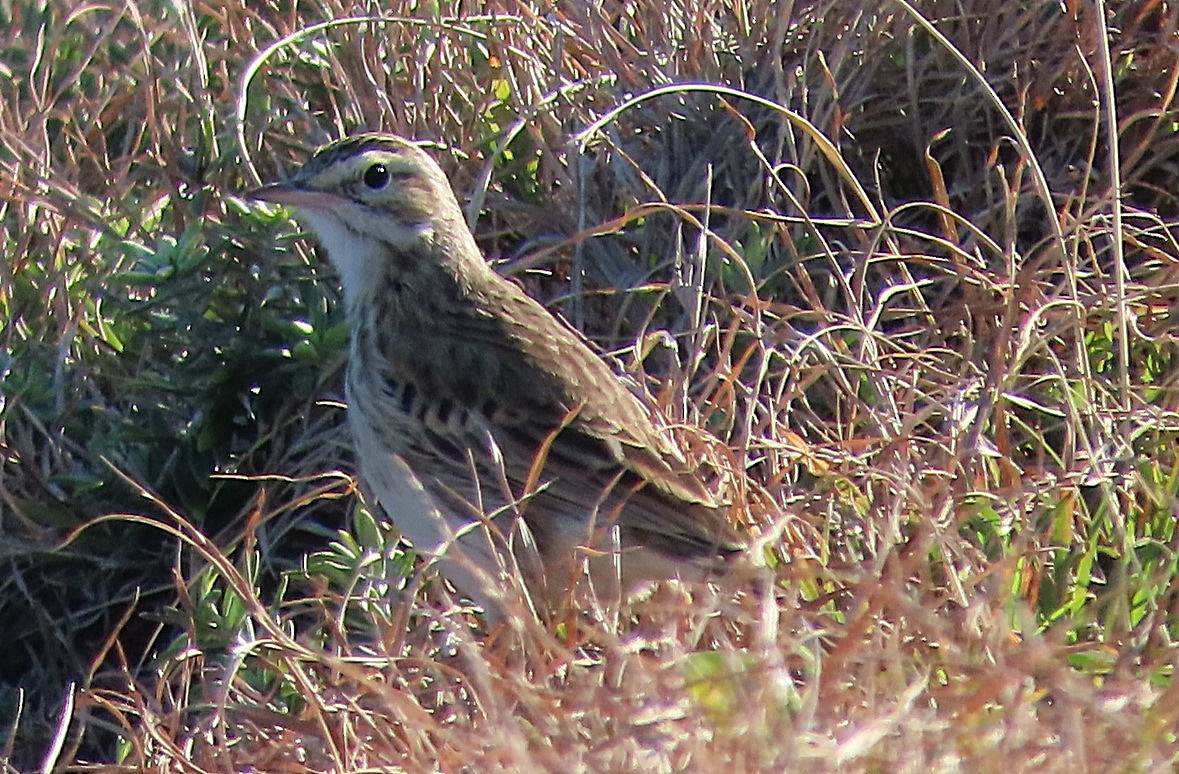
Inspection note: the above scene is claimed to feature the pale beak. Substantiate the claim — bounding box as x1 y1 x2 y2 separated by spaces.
245 183 339 210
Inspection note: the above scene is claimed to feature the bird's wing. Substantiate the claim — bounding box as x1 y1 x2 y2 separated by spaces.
484 283 719 500
382 277 741 553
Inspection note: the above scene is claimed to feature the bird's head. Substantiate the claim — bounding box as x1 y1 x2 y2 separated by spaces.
248 134 479 305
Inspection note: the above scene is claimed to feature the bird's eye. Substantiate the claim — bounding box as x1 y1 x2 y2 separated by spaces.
363 163 390 190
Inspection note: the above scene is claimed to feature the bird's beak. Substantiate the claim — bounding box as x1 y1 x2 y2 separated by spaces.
245 182 338 210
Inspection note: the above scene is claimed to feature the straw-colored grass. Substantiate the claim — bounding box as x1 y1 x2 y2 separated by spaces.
2 1 1177 770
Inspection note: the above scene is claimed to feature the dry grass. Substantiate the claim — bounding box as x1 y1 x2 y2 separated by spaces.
2 0 1178 771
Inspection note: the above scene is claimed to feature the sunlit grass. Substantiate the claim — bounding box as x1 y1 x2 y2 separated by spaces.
2 0 1178 770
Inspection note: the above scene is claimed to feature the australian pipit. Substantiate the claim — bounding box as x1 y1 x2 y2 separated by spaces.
249 133 746 612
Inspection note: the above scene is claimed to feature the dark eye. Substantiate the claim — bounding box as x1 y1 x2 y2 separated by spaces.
363 163 390 189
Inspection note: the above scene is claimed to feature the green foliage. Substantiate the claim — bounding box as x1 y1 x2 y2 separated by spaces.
9 181 348 518
301 506 417 631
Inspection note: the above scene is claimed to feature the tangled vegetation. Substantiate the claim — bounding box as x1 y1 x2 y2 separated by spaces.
1 1 1177 770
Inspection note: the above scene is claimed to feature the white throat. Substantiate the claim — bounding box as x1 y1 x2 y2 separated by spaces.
294 205 432 312
295 209 383 311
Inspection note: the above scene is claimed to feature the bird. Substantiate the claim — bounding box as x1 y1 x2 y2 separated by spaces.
247 133 746 614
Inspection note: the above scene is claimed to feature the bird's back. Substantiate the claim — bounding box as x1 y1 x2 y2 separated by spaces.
347 256 744 590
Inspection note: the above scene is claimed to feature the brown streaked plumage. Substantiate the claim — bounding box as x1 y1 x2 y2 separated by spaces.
249 133 745 612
